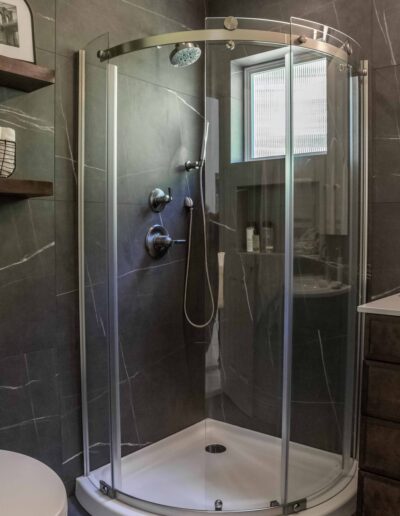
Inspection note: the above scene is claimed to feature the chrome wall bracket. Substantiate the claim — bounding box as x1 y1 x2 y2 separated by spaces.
224 16 238 31
185 160 203 171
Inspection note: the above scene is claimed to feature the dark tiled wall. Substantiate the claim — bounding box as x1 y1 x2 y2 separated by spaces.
0 0 59 486
370 0 400 299
0 0 205 496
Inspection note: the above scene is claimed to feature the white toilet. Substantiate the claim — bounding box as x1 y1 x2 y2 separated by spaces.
0 450 68 516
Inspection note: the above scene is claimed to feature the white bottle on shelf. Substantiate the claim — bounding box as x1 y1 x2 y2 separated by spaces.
246 225 254 252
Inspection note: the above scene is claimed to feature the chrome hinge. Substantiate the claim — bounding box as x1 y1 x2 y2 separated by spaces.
99 480 116 499
287 498 307 514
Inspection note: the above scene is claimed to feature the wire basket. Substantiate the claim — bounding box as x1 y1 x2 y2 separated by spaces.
0 139 16 178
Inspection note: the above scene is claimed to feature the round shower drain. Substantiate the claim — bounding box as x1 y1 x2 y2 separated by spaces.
205 444 226 454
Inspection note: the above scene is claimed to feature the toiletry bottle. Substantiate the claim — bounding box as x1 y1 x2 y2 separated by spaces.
246 224 254 252
253 223 260 252
262 221 274 253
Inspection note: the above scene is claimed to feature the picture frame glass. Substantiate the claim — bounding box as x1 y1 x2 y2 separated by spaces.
0 0 34 62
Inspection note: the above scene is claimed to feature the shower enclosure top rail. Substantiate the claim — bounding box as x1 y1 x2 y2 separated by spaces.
97 28 349 64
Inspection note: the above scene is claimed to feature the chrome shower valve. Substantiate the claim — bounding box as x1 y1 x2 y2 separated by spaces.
145 225 186 259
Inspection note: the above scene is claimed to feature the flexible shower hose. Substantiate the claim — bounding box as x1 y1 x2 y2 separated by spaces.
183 158 215 328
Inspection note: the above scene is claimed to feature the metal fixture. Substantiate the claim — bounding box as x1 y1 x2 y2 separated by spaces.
297 35 308 44
97 49 108 60
205 444 227 454
344 41 353 55
287 498 307 513
224 16 238 31
354 59 369 461
97 29 350 64
356 66 368 76
106 63 122 488
183 122 216 329
145 225 186 259
214 499 223 511
169 42 202 67
184 196 194 210
185 160 202 171
149 187 172 212
78 49 90 477
226 40 236 51
100 481 116 499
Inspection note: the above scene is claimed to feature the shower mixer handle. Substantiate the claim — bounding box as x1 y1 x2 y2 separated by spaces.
154 235 186 247
145 225 186 259
149 187 173 212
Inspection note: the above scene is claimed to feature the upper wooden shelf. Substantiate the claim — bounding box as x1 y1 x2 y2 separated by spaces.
0 55 55 92
0 178 53 198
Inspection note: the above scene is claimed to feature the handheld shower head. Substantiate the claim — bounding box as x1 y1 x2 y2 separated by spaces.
169 42 202 68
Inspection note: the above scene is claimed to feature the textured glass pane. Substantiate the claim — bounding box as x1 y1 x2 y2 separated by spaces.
251 58 327 159
252 66 286 158
293 58 327 154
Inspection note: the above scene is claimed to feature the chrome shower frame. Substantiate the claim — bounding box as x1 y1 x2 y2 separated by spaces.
97 27 354 66
78 17 369 516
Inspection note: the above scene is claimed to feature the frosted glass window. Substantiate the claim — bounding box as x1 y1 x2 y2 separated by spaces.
251 66 286 158
249 58 327 159
293 59 327 154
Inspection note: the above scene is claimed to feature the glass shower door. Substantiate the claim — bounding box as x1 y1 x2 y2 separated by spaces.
204 17 288 513
284 18 360 511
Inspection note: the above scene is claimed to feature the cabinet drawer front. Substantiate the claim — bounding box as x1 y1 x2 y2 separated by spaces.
364 361 400 422
360 417 400 480
358 471 400 516
366 315 400 364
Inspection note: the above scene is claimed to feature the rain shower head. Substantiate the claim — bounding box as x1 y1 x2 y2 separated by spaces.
169 42 202 67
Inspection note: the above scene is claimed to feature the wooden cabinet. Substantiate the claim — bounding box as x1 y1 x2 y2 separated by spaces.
357 315 400 515
358 471 400 516
365 315 400 363
363 361 400 422
360 417 400 480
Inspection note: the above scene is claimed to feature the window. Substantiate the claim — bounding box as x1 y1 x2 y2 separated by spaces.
246 58 327 160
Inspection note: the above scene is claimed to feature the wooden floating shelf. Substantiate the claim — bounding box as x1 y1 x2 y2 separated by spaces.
0 55 55 92
0 178 53 198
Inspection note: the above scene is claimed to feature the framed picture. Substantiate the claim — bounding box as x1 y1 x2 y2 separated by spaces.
0 0 34 63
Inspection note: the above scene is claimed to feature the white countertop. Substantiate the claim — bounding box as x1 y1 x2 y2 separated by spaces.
358 293 400 316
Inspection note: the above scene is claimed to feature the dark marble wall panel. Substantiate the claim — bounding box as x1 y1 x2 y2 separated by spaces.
0 0 60 492
0 0 206 499
369 1 400 299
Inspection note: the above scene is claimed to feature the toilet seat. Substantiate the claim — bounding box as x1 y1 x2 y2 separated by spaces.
0 450 68 516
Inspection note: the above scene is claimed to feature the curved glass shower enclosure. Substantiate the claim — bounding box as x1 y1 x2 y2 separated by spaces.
77 16 367 516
